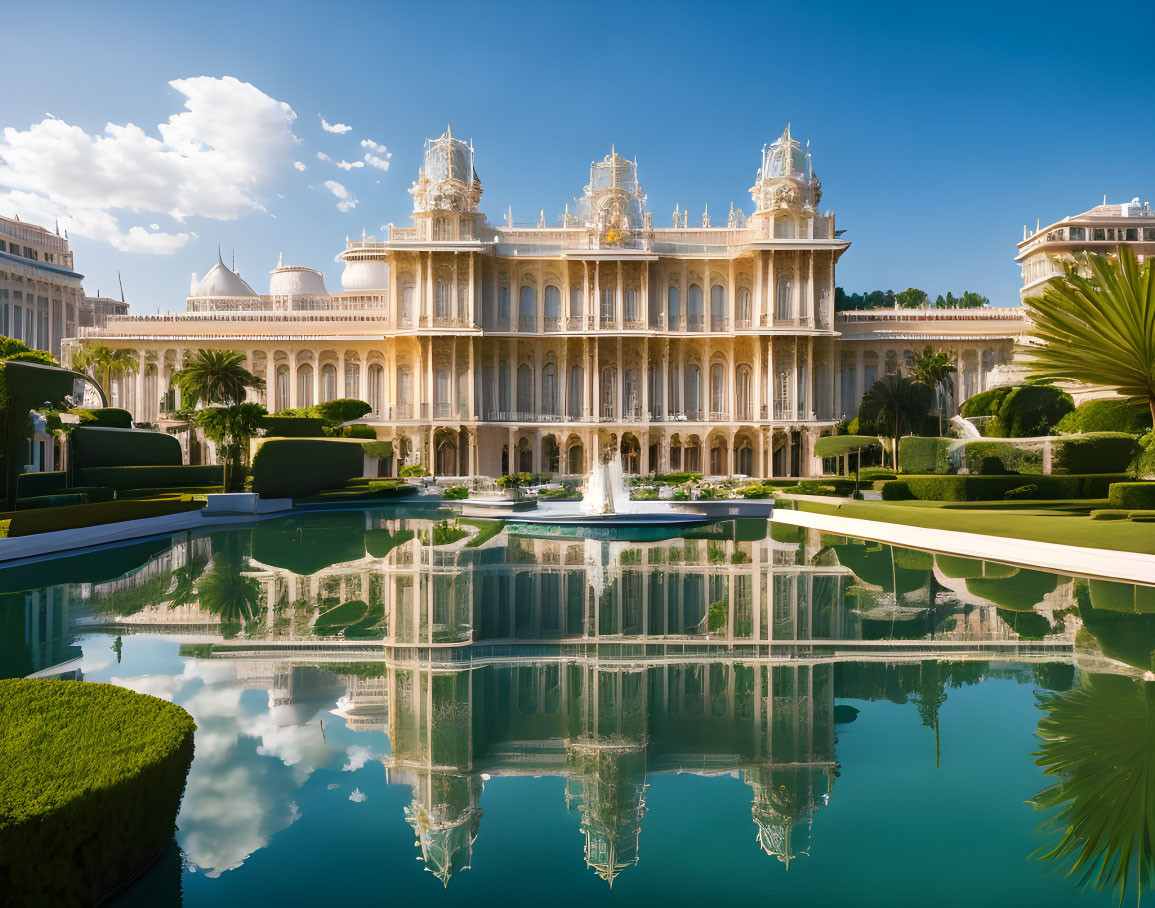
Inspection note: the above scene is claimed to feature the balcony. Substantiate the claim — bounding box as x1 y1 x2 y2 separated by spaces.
709 410 728 422
544 316 561 332
433 402 450 419
518 315 536 332
686 315 703 332
709 316 728 332
566 316 585 331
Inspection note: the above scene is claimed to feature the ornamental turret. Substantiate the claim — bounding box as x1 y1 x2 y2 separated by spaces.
749 124 822 215
409 126 483 242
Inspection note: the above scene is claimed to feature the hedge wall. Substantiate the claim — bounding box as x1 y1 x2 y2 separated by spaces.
897 437 952 474
72 407 134 429
0 679 195 908
1055 399 1153 435
71 426 182 469
258 416 326 438
251 438 364 499
4 498 205 537
15 492 89 510
76 464 222 491
883 473 1126 501
16 471 67 498
1051 432 1141 475
1109 482 1155 510
961 440 1044 475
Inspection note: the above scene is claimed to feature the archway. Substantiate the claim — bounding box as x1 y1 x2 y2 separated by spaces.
434 430 458 477
566 436 584 475
708 435 728 476
620 433 641 474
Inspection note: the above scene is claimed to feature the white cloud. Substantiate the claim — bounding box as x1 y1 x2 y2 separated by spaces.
363 154 390 172
323 179 357 212
342 745 376 772
360 139 387 153
0 76 297 254
319 115 352 134
315 151 331 163
293 161 306 171
335 160 363 171
348 788 367 803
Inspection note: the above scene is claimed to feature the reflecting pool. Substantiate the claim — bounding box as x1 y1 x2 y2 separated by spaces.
2 508 1153 906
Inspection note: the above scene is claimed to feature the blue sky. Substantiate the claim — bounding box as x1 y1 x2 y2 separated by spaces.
1 0 1151 313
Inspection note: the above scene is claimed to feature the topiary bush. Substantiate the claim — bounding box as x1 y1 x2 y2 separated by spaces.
0 679 195 907
1108 482 1155 510
961 440 1044 475
985 384 1074 437
1003 484 1039 500
1051 432 1141 475
880 479 915 500
251 439 364 499
1056 399 1153 436
441 486 468 500
70 407 134 429
257 416 326 438
961 386 1014 419
70 426 182 470
898 437 952 474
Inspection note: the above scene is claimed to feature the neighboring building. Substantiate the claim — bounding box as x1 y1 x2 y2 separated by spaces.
0 214 86 358
1016 196 1155 301
73 127 1026 477
80 294 130 329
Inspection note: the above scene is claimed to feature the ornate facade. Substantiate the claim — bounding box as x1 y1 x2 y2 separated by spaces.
71 127 1027 477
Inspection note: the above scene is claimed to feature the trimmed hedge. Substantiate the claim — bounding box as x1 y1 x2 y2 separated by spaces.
898 437 952 475
986 384 1073 437
442 486 468 500
75 407 134 429
15 492 89 510
1051 432 1141 475
961 440 1043 475
4 498 205 537
16 471 67 498
1109 482 1155 510
71 426 182 469
0 679 195 908
1056 398 1153 435
251 438 364 499
76 464 222 491
258 416 326 437
883 473 1127 501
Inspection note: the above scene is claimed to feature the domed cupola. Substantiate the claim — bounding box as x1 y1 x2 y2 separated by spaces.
269 252 328 296
410 125 482 215
190 249 259 299
749 125 821 214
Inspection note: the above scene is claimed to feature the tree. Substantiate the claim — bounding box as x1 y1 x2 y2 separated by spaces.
896 288 929 309
196 532 261 638
1020 247 1155 425
858 375 935 465
194 402 267 492
172 349 264 408
910 346 958 436
960 290 990 308
814 434 883 495
72 345 138 399
934 294 946 308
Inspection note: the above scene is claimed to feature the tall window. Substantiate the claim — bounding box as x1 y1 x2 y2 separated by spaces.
397 366 412 413
320 363 337 403
710 285 725 326
400 285 414 325
687 284 703 329
345 362 360 400
668 285 681 326
544 285 561 322
623 370 638 417
519 285 536 327
276 364 289 411
297 363 313 407
568 364 584 418
684 364 701 418
601 288 614 322
435 369 450 413
435 281 450 319
710 363 725 414
570 286 583 319
601 367 615 417
542 363 558 414
775 277 792 320
367 364 383 416
736 366 751 419
516 364 533 414
737 287 751 326
624 289 637 323
498 286 511 324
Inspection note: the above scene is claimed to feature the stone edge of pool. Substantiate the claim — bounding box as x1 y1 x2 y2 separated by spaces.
773 507 1155 586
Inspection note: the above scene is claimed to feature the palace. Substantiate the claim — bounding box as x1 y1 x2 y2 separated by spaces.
71 127 1028 478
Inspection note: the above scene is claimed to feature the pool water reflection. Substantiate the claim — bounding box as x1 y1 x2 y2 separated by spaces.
2 508 1153 906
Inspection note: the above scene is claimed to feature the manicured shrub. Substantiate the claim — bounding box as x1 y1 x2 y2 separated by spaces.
342 424 377 439
309 398 372 424
71 407 134 429
15 492 89 510
1056 398 1153 435
16 471 67 498
1003 484 1039 500
651 472 703 484
441 486 469 500
961 386 1014 419
251 438 364 499
860 467 896 480
1108 482 1155 510
70 426 182 469
399 463 427 477
258 416 326 437
5 498 205 537
68 485 115 503
881 479 914 500
0 679 195 908
76 464 222 491
985 384 1074 437
898 473 1125 501
961 440 1043 474
1051 432 1141 474
898 436 952 474
737 482 774 499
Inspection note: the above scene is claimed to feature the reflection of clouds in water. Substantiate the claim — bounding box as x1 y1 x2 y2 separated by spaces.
349 788 367 803
343 744 377 772
108 661 339 878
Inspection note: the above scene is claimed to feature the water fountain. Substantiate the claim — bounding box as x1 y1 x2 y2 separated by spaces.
579 446 637 516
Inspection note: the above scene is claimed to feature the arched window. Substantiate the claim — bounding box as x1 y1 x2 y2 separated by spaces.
344 360 360 400
710 363 725 415
885 350 898 376
903 349 915 371
668 285 681 327
544 285 561 323
432 217 451 240
623 369 638 418
320 363 337 403
519 285 536 330
737 288 751 327
710 285 725 330
775 276 792 320
435 282 451 319
275 364 290 411
297 363 314 408
397 366 412 417
685 364 701 419
624 289 638 323
434 369 450 417
735 365 752 419
400 285 415 326
542 363 558 415
601 367 615 417
516 363 533 414
687 284 703 330
498 286 511 325
601 288 614 322
569 286 583 321
367 364 383 416
568 364 584 418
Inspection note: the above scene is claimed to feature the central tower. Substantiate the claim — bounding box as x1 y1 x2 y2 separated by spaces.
409 126 483 241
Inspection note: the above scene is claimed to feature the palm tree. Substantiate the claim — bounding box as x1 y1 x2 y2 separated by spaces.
72 345 139 401
194 402 267 491
858 374 934 466
910 346 957 436
173 349 264 408
1020 247 1155 424
197 534 261 638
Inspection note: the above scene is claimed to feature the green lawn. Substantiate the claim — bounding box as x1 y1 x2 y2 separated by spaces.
788 498 1155 555
460 518 505 547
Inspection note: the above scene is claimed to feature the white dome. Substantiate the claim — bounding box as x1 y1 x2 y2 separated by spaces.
341 259 389 292
191 254 258 298
270 264 327 296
